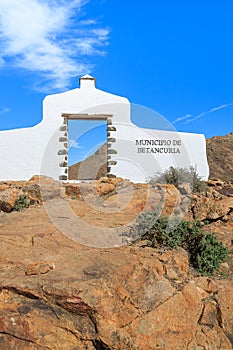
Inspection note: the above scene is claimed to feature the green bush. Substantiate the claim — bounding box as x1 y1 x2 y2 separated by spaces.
14 195 29 211
148 166 208 193
131 212 229 275
196 234 229 275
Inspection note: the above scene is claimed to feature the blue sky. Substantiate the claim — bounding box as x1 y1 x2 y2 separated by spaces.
68 120 106 164
0 0 232 162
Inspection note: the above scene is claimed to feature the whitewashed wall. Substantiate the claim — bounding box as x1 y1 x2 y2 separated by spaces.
0 75 209 182
111 124 209 183
0 76 129 180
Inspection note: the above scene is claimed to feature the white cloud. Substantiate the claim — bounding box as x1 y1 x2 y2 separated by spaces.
172 113 192 124
185 103 233 123
173 103 233 125
0 0 109 91
68 139 83 149
0 107 11 115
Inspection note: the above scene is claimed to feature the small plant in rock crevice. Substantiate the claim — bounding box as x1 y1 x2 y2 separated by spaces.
14 195 29 211
130 211 229 276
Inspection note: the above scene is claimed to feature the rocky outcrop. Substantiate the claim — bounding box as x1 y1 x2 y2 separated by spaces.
0 177 233 349
0 224 232 349
0 176 64 212
0 187 22 212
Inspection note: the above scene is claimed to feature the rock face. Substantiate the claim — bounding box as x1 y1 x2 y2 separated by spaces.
0 177 233 349
0 221 232 349
206 132 233 182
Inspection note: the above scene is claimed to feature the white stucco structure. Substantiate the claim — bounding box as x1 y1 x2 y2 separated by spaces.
0 75 209 182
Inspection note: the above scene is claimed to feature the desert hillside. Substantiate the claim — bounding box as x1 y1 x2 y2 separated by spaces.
206 132 233 182
0 175 233 349
68 143 107 180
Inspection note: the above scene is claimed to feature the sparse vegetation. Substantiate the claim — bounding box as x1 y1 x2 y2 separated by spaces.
196 233 229 275
14 195 29 211
148 166 208 193
131 212 229 275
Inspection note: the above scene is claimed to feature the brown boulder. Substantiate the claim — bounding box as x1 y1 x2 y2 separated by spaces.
28 175 55 185
25 262 55 276
95 182 115 196
0 188 22 212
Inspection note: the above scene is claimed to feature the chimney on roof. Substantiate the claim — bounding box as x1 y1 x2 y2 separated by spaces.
79 74 96 89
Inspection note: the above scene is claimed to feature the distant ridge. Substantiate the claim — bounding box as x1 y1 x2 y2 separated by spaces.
206 132 233 182
68 143 107 180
